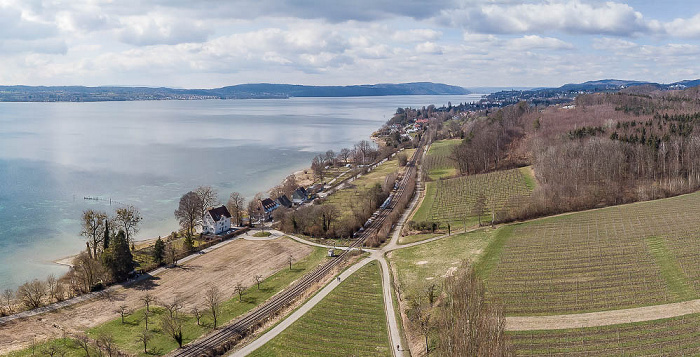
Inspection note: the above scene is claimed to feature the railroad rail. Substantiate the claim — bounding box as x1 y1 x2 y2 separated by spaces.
168 145 422 357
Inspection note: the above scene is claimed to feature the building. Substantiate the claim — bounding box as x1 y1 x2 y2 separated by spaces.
261 198 279 220
203 205 232 235
292 187 309 205
276 194 293 208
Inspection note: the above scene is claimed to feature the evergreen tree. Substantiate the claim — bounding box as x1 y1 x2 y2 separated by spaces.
102 230 134 282
103 219 111 251
153 236 165 265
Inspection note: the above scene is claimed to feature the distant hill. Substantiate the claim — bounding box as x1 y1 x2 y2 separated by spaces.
0 82 470 102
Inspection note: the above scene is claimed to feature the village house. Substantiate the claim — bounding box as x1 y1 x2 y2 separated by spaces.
202 205 232 235
276 194 293 208
292 187 309 205
261 198 279 220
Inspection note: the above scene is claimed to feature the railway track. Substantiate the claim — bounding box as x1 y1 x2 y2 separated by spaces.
168 146 422 357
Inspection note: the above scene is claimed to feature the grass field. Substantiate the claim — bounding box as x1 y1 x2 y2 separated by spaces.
398 233 441 245
389 229 494 299
250 260 390 357
477 192 700 316
412 167 533 226
509 313 700 356
4 339 98 357
423 139 460 180
323 149 415 218
87 246 327 356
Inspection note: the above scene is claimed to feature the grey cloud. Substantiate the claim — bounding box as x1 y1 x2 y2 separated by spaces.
117 17 212 46
0 6 58 40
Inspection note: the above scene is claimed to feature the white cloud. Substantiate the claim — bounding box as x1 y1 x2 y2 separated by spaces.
392 29 442 43
117 15 211 46
415 41 443 54
663 13 700 38
507 35 574 50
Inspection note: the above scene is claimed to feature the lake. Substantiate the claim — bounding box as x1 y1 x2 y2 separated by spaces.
0 94 481 291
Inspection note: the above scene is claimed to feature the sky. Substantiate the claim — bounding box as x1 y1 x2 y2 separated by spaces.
1 0 700 88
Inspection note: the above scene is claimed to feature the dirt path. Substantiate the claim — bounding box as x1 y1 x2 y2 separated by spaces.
0 238 313 354
506 299 700 331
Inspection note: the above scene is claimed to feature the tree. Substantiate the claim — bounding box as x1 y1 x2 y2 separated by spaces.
135 329 152 354
233 282 245 301
254 275 263 290
114 205 142 250
434 264 513 356
101 230 134 282
407 296 432 355
16 279 46 309
339 148 351 164
75 334 91 357
165 241 178 266
288 254 294 270
195 185 219 223
472 193 487 226
164 296 183 318
143 309 151 330
116 305 130 324
96 333 117 357
281 175 298 197
2 289 14 315
103 219 111 251
40 344 64 357
161 314 184 348
141 293 155 312
324 150 336 165
226 192 246 227
81 210 107 259
204 285 222 329
174 191 201 240
153 236 165 265
70 252 104 293
191 306 203 326
46 274 58 302
311 154 325 180
247 193 263 225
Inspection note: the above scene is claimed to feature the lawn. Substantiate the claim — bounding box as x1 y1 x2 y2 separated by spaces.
509 313 700 356
88 246 328 356
398 233 441 245
323 149 415 219
477 192 700 315
250 260 391 357
412 167 534 227
388 229 494 299
423 139 460 180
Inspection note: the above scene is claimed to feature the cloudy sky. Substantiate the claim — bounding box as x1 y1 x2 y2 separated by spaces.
2 0 700 88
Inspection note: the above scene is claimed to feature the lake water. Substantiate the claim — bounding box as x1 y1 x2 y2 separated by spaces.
0 94 481 291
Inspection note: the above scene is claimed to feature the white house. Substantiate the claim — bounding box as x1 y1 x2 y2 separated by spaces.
202 205 232 235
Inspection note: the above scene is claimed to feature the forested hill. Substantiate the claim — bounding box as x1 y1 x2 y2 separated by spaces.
0 82 470 102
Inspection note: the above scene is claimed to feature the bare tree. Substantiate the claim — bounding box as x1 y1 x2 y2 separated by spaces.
70 251 104 293
116 305 130 324
135 329 152 354
114 205 143 250
247 193 263 225
140 294 155 312
288 254 294 270
174 191 201 240
96 333 116 357
282 175 298 197
75 334 92 357
163 296 183 318
407 296 432 355
254 275 263 290
204 285 222 329
142 309 151 330
81 209 107 259
41 344 64 357
2 289 14 315
226 192 246 227
161 314 184 348
195 185 219 222
324 150 336 166
165 241 178 266
46 274 58 302
472 193 487 227
233 282 245 302
191 306 203 326
16 279 46 309
311 155 325 181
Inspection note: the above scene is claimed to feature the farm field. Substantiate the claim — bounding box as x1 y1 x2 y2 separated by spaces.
86 246 328 356
509 313 700 356
249 260 390 357
412 167 533 226
422 139 460 180
323 149 415 218
477 192 700 316
388 229 494 299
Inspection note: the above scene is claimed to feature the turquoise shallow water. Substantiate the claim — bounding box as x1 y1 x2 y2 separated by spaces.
0 94 481 290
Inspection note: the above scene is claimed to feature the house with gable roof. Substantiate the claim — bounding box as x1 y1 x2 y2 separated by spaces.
202 205 232 235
